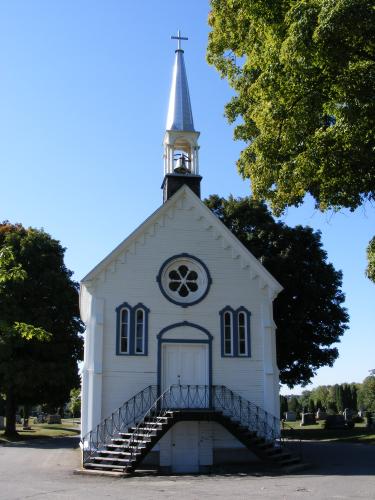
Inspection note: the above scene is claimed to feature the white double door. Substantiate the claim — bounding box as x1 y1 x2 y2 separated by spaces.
162 343 209 408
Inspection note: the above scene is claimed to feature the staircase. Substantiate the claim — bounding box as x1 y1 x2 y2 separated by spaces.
81 385 301 473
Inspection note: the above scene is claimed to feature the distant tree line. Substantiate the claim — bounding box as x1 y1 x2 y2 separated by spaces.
280 375 375 417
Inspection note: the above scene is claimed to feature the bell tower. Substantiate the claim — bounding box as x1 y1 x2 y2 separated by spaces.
162 30 202 202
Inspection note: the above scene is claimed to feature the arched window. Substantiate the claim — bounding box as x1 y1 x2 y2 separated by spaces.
119 307 130 354
223 311 233 356
220 306 251 358
135 308 145 354
237 311 247 356
116 302 150 356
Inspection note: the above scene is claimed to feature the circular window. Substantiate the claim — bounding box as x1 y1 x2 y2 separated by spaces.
157 254 211 307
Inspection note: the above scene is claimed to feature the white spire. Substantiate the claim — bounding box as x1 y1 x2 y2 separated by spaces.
163 31 200 180
166 30 195 132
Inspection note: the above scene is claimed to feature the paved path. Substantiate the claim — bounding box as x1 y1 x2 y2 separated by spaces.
0 437 374 499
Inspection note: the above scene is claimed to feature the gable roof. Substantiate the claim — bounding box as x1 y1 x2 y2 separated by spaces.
81 185 283 297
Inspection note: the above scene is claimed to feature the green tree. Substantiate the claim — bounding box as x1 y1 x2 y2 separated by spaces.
327 385 338 413
358 375 375 412
366 237 375 282
335 384 344 412
311 385 330 410
207 0 375 278
288 396 301 414
68 387 81 420
205 195 348 386
299 390 312 412
280 395 288 418
350 383 358 411
0 223 83 437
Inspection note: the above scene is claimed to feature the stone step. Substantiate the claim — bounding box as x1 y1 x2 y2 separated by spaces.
130 425 165 432
120 432 156 439
92 456 132 464
112 438 150 444
85 463 126 471
111 437 148 445
98 450 136 457
143 415 173 422
105 445 140 454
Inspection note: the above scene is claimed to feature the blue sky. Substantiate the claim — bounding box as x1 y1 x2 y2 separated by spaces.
1 1 374 393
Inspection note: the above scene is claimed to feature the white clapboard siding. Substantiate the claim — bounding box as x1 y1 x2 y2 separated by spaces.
81 187 280 431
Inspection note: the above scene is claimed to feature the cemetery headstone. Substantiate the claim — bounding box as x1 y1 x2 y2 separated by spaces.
47 414 62 424
22 417 31 430
316 409 328 420
300 412 316 426
284 411 297 422
324 414 346 429
343 408 353 422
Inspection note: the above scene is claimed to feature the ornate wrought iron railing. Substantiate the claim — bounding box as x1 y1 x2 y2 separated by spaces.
81 384 280 468
81 385 158 465
212 385 280 442
124 384 280 468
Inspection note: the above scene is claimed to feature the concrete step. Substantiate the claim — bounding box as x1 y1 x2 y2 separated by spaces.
98 450 135 457
85 462 126 471
120 432 156 438
92 456 132 464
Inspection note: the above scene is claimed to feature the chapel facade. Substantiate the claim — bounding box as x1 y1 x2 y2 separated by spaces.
80 33 282 473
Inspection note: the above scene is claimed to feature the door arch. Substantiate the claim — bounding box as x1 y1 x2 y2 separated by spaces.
157 321 213 407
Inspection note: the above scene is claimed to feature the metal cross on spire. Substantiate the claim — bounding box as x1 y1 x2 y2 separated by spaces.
171 29 188 51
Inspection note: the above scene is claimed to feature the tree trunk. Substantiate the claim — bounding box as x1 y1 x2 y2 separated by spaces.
4 386 18 438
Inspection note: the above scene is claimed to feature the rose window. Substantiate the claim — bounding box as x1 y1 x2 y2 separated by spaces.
168 265 199 297
157 254 211 306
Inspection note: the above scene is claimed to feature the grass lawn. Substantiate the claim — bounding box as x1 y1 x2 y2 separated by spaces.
282 420 375 445
0 419 80 444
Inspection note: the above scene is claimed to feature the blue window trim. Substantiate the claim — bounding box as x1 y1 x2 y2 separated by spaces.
156 253 212 308
116 302 150 356
157 321 213 407
219 306 251 358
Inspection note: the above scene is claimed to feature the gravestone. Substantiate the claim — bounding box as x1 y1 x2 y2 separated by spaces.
284 411 296 422
300 412 316 426
324 414 346 429
316 409 328 420
366 413 375 429
47 414 61 424
343 408 353 422
0 416 4 430
22 417 31 430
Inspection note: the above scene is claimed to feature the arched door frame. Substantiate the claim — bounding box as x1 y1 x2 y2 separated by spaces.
157 321 213 406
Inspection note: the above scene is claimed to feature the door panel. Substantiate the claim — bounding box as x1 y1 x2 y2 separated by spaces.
162 343 208 408
171 422 199 473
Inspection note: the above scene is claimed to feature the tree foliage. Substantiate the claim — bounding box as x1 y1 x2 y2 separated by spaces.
207 0 375 282
358 375 375 412
0 222 83 435
207 0 375 214
68 387 81 418
366 236 375 283
205 195 348 387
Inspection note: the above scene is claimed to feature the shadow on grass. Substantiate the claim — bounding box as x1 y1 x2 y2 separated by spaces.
0 431 80 449
282 426 375 444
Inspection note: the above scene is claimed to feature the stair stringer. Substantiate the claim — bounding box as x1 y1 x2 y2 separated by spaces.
124 411 297 471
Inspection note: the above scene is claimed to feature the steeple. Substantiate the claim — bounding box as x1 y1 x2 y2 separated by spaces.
162 30 201 203
166 32 195 132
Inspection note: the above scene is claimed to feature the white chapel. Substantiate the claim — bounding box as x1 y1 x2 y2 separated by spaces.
80 33 285 474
